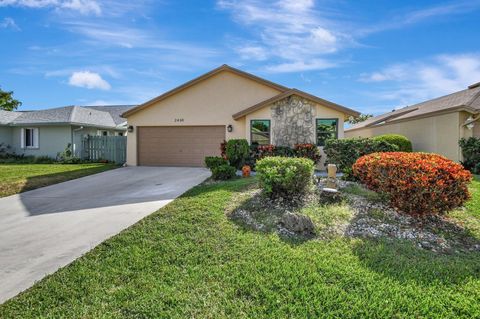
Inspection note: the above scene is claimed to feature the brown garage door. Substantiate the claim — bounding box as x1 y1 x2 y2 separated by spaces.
138 126 225 167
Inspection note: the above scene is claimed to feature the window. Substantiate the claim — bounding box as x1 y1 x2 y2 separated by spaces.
117 132 124 136
316 119 338 146
97 130 108 136
250 120 271 145
22 128 39 148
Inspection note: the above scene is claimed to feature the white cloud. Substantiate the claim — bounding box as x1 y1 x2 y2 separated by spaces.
359 53 480 105
63 21 219 58
265 59 334 73
359 64 410 82
278 0 314 12
236 45 268 60
217 0 349 72
68 71 111 90
0 17 20 30
0 0 101 15
60 0 100 15
356 1 480 36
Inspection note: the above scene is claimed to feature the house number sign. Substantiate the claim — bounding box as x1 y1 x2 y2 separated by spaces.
174 118 184 122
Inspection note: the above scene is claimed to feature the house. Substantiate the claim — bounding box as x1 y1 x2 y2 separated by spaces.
122 64 359 167
345 82 480 162
0 105 135 159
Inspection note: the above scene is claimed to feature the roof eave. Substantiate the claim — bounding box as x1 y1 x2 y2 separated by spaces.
122 64 290 118
7 121 123 129
345 105 477 132
232 89 359 120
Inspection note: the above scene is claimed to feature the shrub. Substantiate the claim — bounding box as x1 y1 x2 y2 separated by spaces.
0 143 13 158
226 139 249 169
353 152 472 215
459 137 480 174
211 164 236 180
57 143 82 163
220 140 227 159
275 146 295 157
248 144 297 167
33 156 55 164
256 157 314 199
324 138 398 179
294 143 321 164
253 144 276 160
205 156 228 169
373 134 413 152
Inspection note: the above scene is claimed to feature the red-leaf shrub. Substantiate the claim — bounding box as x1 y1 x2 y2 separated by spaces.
256 144 276 159
294 143 321 164
353 152 472 215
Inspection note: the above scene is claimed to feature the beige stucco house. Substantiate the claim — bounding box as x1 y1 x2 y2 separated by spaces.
122 64 359 167
345 82 480 162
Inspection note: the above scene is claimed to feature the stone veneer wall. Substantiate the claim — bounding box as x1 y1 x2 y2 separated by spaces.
270 95 316 147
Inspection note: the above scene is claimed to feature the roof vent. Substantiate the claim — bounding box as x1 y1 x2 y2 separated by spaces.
468 81 480 89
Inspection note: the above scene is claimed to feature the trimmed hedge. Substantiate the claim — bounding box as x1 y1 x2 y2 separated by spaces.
226 139 249 169
205 156 228 170
248 143 320 168
256 156 314 199
324 138 398 178
353 152 472 215
211 164 236 180
459 137 480 174
373 134 413 152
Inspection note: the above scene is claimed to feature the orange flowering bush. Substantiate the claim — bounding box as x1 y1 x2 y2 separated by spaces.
353 152 472 215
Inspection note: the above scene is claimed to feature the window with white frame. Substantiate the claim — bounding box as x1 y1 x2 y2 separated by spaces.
22 128 39 148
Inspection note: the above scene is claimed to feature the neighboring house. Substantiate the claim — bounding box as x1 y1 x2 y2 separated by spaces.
345 82 480 162
122 64 359 167
0 105 135 158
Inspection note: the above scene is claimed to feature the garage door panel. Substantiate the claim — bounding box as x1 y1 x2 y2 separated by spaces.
138 126 225 167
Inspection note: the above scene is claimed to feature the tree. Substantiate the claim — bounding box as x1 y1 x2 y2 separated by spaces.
348 113 373 124
0 87 22 111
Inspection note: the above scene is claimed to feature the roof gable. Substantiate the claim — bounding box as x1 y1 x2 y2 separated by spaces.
122 64 289 117
347 83 480 131
232 89 359 120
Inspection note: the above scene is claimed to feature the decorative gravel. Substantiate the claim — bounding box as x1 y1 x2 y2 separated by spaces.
229 177 480 253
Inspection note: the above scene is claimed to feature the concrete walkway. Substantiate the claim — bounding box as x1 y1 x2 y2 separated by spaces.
0 166 210 304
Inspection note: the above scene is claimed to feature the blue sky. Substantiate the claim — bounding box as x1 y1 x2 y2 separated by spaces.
0 0 480 115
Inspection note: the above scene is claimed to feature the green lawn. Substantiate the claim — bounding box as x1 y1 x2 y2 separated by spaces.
0 163 119 197
449 175 480 238
0 177 479 318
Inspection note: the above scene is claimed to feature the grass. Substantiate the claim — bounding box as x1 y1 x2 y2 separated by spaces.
342 183 387 203
1 177 479 318
0 163 119 197
449 175 480 238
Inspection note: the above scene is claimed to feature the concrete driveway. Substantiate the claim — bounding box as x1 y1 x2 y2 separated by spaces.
0 166 210 304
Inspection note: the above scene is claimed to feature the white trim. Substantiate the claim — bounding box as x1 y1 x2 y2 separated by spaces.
20 128 25 148
33 128 39 148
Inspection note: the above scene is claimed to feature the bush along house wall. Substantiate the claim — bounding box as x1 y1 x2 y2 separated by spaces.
459 137 480 174
324 137 398 179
